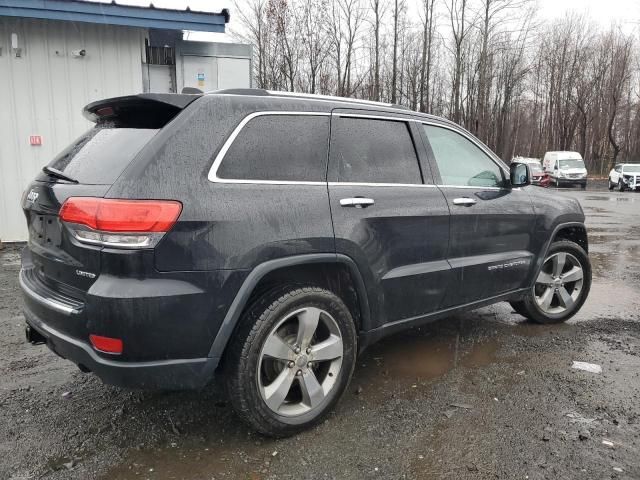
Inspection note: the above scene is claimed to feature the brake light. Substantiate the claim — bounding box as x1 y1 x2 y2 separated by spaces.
60 197 182 248
89 334 123 354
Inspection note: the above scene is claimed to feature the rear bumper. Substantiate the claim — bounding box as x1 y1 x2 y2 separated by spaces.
19 267 221 389
23 302 218 389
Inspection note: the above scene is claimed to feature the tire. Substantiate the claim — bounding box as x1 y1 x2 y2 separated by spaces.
608 178 614 190
618 180 625 192
224 285 357 437
580 183 586 190
513 240 591 324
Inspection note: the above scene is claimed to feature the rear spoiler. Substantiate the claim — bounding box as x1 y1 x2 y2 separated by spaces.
83 93 202 128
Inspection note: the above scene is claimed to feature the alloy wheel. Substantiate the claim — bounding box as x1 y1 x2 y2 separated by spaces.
533 252 584 315
257 307 343 417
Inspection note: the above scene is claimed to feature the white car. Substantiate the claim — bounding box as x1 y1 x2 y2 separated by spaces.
608 163 640 191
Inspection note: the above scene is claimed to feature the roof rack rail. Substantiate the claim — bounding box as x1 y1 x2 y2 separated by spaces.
209 88 412 111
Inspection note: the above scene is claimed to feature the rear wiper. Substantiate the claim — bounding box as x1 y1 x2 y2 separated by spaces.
42 166 78 184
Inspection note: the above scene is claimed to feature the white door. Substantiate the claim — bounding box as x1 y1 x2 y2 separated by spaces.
182 56 217 91
217 57 251 89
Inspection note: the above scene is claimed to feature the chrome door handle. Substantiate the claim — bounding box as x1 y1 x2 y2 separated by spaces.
452 197 477 206
340 197 375 208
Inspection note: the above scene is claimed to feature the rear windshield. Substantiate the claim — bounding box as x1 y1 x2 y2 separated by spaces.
43 126 158 184
529 164 543 173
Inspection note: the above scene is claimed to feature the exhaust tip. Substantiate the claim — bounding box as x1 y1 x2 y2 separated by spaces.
25 325 46 345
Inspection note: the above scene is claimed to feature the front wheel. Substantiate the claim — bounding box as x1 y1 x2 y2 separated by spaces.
510 240 591 324
618 180 625 192
225 285 357 437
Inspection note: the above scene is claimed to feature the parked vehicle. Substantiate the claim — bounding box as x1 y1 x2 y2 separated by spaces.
20 90 592 436
543 151 588 189
608 164 640 191
528 163 546 185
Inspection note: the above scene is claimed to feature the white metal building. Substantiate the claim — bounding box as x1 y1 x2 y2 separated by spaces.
0 1 251 242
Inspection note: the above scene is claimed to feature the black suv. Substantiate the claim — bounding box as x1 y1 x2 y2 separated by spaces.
20 90 591 436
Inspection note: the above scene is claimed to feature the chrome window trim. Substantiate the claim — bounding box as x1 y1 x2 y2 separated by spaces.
208 110 512 189
418 120 509 174
330 112 426 186
207 111 331 185
328 182 436 188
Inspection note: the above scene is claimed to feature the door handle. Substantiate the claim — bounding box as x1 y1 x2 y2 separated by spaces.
340 197 375 208
452 197 477 206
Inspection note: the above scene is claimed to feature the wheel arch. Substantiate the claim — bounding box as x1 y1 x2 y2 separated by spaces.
207 254 371 364
528 222 589 288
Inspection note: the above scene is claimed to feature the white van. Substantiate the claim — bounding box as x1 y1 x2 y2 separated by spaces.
542 151 587 189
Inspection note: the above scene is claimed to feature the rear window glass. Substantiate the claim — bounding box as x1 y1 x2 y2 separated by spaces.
45 127 158 184
216 114 330 182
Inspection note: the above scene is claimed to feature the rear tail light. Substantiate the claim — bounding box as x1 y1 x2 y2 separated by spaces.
89 334 123 354
60 197 182 248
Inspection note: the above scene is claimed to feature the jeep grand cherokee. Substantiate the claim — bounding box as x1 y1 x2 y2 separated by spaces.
20 89 591 436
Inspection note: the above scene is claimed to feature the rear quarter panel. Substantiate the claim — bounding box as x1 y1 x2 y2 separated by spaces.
106 95 335 271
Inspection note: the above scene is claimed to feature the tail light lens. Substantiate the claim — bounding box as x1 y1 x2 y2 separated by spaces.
60 197 182 248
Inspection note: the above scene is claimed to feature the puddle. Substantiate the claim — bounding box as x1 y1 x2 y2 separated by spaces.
360 327 500 381
105 434 271 480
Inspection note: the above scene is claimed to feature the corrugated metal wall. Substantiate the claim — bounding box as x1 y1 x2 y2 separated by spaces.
0 18 145 241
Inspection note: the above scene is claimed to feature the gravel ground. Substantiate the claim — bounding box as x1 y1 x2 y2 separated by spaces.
1 184 639 480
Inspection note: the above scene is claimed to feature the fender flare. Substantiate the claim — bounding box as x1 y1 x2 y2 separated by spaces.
529 221 587 287
207 253 371 361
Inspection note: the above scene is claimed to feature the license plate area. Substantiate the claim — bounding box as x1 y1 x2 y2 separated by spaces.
29 214 62 248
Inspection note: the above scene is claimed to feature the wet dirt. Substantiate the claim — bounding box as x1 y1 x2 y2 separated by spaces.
1 188 640 480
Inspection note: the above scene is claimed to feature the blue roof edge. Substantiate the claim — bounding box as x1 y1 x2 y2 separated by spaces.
0 0 228 33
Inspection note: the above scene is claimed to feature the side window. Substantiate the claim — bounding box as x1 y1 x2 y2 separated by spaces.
216 114 329 182
615 165 622 173
330 117 423 184
423 125 505 188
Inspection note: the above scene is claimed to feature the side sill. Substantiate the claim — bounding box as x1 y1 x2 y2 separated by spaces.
359 288 528 352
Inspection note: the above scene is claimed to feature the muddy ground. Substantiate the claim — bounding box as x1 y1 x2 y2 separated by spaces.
1 184 639 480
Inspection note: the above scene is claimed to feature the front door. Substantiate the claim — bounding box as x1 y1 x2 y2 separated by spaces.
328 111 451 327
420 124 537 307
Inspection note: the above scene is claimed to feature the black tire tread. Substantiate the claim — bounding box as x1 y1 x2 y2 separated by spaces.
224 284 355 437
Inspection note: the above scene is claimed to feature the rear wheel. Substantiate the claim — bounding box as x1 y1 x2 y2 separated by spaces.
511 240 591 324
225 285 357 437
608 178 614 190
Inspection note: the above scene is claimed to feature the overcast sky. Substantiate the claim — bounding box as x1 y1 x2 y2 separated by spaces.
90 0 640 37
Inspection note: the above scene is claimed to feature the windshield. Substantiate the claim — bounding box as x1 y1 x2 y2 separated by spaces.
558 159 585 169
624 165 640 173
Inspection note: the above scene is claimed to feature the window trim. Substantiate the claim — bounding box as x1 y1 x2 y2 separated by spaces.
208 111 331 185
419 121 509 191
329 112 427 186
207 109 509 189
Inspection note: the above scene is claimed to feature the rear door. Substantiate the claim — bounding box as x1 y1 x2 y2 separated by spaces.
420 123 536 307
327 111 451 327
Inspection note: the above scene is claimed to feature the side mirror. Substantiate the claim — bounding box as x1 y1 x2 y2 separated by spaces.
510 162 530 187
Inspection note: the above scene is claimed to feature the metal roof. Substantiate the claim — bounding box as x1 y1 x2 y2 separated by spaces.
0 0 229 32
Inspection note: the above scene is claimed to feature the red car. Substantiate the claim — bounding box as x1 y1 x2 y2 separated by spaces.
529 163 550 187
